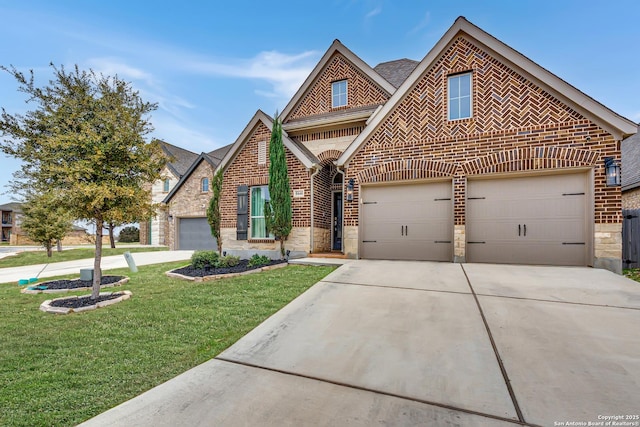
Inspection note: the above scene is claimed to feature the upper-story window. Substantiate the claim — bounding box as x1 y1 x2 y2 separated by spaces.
332 79 348 108
448 72 472 120
201 177 209 192
163 178 170 192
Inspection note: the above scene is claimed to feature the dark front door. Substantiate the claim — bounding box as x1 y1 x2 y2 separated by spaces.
332 192 343 251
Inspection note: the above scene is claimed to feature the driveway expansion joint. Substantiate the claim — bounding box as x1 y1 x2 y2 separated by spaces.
475 292 640 311
214 356 537 426
321 280 473 296
461 264 526 424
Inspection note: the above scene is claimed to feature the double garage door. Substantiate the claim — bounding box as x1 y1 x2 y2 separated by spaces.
360 172 589 266
178 217 217 250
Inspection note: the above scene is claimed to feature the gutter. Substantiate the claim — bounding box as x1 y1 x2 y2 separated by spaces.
334 164 346 253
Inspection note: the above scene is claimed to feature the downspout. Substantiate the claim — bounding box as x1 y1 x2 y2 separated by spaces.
334 163 346 253
309 164 320 254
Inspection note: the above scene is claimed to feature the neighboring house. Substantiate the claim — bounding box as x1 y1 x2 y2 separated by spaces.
139 140 199 245
166 17 636 273
0 202 23 244
163 145 232 250
622 126 640 209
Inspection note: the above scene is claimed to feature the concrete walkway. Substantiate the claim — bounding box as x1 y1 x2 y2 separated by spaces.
0 250 193 284
79 261 640 426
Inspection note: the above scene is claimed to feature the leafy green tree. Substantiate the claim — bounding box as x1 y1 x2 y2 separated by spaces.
206 169 224 255
0 64 165 299
264 114 292 259
21 192 74 257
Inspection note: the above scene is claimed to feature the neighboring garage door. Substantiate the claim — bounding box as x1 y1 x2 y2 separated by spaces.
466 172 589 266
360 181 453 261
178 217 217 250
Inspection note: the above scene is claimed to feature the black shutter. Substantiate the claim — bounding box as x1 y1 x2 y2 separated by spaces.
237 185 248 240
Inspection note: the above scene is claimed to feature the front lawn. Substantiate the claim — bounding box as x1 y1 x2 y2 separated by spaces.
0 246 169 268
0 261 335 427
624 268 640 282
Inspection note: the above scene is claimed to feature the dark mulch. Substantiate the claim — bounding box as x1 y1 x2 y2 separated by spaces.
50 293 122 308
173 259 286 278
34 275 125 291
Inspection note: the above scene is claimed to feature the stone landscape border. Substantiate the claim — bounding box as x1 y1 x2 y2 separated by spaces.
40 290 133 314
21 276 130 294
166 262 288 282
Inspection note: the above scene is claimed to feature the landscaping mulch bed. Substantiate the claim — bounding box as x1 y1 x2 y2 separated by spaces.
50 293 121 308
34 275 125 290
22 276 128 294
172 260 286 278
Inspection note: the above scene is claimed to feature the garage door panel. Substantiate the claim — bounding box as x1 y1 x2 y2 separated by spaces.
467 173 588 266
179 218 217 250
361 181 453 262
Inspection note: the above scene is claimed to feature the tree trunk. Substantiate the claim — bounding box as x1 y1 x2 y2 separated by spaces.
56 239 62 252
109 223 116 248
92 218 103 300
46 242 52 258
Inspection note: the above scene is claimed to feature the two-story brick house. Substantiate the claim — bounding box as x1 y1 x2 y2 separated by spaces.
166 17 636 273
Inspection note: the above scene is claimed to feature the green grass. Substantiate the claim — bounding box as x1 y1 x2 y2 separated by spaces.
624 268 640 282
0 262 335 427
0 246 168 268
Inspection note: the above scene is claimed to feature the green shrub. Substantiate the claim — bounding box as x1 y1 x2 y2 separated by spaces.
217 255 240 268
191 250 219 269
248 254 271 267
118 226 140 243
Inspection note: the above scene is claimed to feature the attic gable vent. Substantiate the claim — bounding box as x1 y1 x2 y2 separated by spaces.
258 140 267 165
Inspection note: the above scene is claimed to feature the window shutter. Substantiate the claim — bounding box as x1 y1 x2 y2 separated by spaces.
257 140 267 165
237 185 248 240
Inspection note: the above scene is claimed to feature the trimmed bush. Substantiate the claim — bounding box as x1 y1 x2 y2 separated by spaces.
217 255 240 268
118 226 140 243
248 254 271 268
191 250 219 269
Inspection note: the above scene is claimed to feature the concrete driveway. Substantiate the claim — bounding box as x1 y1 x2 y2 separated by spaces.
79 261 640 427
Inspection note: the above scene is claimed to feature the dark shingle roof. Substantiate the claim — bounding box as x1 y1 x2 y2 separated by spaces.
622 125 640 190
156 140 199 178
373 58 419 88
207 144 233 165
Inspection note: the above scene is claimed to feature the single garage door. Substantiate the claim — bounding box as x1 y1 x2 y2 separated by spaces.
178 217 217 250
360 181 453 261
466 172 589 266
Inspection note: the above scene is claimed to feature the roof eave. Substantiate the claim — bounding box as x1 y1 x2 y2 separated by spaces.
338 16 637 166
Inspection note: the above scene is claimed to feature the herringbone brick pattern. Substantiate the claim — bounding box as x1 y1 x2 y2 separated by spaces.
287 53 390 121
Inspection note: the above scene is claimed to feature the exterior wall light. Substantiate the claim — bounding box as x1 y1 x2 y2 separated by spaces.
604 157 621 187
346 178 355 201
168 214 174 222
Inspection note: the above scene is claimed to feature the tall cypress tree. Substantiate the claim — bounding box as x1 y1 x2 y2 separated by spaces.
207 169 224 255
265 114 292 259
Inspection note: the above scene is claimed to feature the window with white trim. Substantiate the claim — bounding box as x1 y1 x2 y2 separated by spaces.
448 72 472 120
201 177 209 192
332 80 347 108
250 186 274 239
163 178 170 192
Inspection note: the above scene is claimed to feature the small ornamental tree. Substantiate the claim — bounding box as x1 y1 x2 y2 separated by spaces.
0 64 165 299
206 169 223 255
264 114 292 259
21 192 73 257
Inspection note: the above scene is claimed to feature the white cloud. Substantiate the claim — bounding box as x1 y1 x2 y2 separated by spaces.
87 57 155 86
183 50 319 99
409 11 431 35
365 6 382 19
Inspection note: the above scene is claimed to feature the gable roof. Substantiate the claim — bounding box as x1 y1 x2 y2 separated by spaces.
374 59 419 88
207 144 232 163
279 39 396 123
338 16 637 166
215 110 318 175
622 125 640 191
156 139 199 178
163 152 219 203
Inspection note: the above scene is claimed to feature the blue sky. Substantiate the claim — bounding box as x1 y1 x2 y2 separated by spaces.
1 0 639 204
